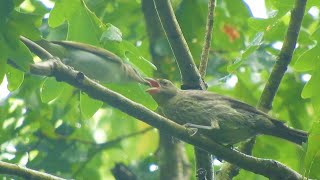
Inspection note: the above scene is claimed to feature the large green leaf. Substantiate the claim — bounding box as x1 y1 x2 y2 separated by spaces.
294 46 320 72
0 10 40 71
105 83 157 109
80 92 103 119
6 65 24 91
49 0 105 45
228 32 264 72
40 78 66 103
303 121 320 179
301 70 319 100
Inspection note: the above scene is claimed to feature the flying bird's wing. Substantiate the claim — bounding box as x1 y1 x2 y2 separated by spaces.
20 36 149 84
50 41 123 64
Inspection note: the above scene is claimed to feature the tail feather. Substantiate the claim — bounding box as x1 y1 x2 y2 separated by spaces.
20 36 53 59
267 119 308 145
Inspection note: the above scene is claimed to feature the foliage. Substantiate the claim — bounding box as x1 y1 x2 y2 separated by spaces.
0 0 320 179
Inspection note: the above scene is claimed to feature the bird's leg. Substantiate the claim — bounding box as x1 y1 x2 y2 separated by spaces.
183 123 199 136
184 123 213 130
183 123 215 136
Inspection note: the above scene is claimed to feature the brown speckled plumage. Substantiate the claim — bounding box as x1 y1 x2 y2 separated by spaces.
147 79 308 145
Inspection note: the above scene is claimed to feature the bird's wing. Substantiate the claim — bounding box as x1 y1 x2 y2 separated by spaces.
20 36 54 59
182 90 271 118
51 41 123 64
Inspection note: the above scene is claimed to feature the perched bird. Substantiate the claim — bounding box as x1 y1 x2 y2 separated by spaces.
146 79 308 145
20 36 149 85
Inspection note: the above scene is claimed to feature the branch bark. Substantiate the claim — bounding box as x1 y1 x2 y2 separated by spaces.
199 0 216 78
218 0 307 178
153 0 205 89
27 58 303 180
142 1 190 179
257 0 307 112
0 161 65 180
152 0 211 179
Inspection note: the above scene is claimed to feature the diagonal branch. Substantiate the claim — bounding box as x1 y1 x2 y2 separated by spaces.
218 0 307 179
27 58 303 180
0 161 65 180
257 0 307 112
152 1 211 179
153 0 205 89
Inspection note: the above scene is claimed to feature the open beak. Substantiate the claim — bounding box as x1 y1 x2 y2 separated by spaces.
145 78 161 94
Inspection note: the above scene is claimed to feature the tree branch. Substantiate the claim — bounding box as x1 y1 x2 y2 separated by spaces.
199 0 216 78
218 0 307 178
153 0 205 89
257 0 307 112
152 1 213 179
27 58 303 180
0 161 65 180
196 2 217 177
142 1 190 179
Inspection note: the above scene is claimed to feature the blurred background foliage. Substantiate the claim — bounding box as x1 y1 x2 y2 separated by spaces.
0 0 320 179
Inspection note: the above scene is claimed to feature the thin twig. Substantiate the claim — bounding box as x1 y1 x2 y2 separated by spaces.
196 1 216 179
199 0 216 78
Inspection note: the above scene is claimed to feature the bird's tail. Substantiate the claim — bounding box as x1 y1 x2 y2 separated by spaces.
266 119 308 145
20 36 53 59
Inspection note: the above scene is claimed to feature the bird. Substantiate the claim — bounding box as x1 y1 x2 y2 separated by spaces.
146 78 308 145
20 36 149 85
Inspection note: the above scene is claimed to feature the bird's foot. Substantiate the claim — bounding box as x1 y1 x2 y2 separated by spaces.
184 123 212 130
183 123 198 136
196 168 207 178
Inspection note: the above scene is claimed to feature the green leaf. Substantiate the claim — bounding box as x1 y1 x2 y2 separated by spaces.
294 46 320 72
311 26 320 42
307 0 320 8
0 38 8 83
40 78 66 103
301 69 320 99
248 18 275 32
106 83 157 109
242 32 264 58
8 11 42 38
227 32 264 72
266 0 294 14
80 92 103 119
6 65 24 91
122 41 156 77
0 0 14 26
49 0 105 45
303 121 320 179
5 35 34 71
0 9 41 71
311 95 320 113
100 24 122 42
0 64 6 85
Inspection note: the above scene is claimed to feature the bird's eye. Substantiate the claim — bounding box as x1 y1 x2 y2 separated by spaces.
162 81 168 86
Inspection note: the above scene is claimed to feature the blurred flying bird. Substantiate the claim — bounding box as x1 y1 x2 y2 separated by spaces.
20 36 149 85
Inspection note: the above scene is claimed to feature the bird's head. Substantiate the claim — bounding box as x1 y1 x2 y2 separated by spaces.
146 78 179 104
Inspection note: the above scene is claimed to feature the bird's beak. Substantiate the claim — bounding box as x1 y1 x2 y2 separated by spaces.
145 78 160 94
